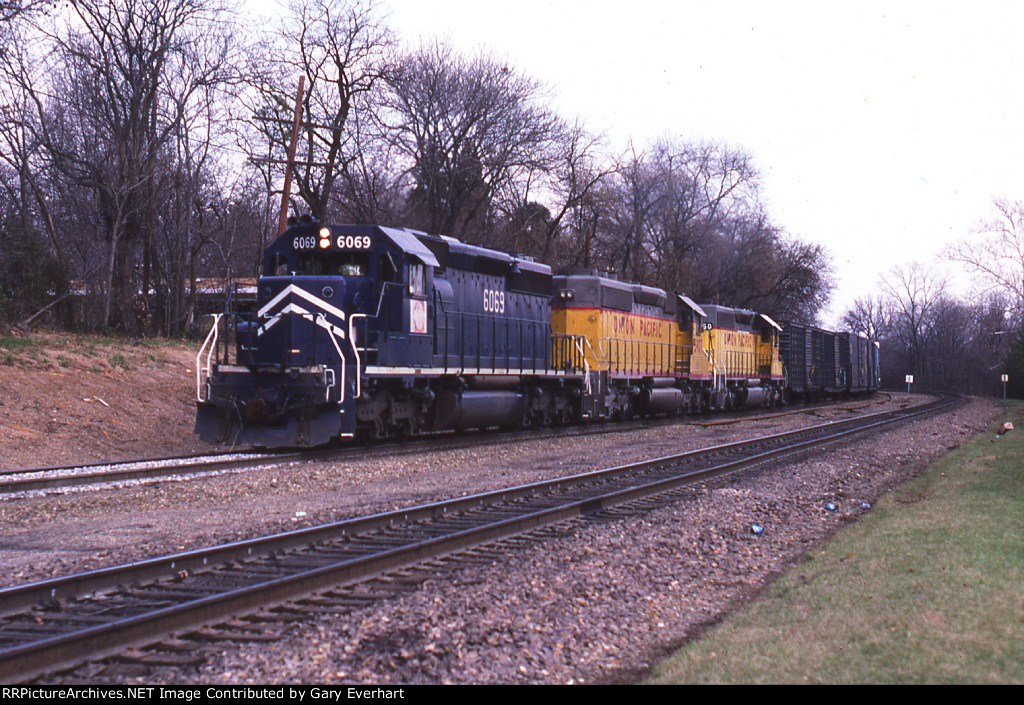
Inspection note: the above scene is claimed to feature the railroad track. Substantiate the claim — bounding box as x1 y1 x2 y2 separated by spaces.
0 451 276 495
0 394 894 496
0 393 959 683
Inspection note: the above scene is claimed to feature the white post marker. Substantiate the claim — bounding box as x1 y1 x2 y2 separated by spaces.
905 374 914 396
1002 374 1009 407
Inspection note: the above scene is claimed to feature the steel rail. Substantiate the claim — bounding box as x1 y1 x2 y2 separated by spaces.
0 396 894 494
0 394 948 616
0 394 961 683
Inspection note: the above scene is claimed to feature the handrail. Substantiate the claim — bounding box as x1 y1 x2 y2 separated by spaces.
314 313 347 403
349 313 367 399
195 313 223 402
704 347 724 393
440 308 552 374
597 336 687 376
575 335 593 394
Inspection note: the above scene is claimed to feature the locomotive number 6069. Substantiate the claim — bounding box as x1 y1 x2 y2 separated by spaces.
483 288 506 314
293 235 318 250
336 235 372 250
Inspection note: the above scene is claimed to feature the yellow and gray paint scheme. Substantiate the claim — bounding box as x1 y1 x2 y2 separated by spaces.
552 270 784 413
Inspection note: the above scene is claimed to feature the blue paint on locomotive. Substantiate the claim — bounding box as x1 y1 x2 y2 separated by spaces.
419 235 554 373
196 221 559 446
197 223 441 446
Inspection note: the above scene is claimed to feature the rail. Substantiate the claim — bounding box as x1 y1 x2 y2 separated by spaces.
0 394 962 683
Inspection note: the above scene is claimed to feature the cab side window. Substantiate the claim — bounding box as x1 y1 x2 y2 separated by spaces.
379 253 400 283
409 263 426 297
269 253 289 276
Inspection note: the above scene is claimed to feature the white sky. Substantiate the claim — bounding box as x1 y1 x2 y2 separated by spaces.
382 0 1024 325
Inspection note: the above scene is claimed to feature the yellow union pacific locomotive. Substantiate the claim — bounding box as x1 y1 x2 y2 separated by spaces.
551 269 785 419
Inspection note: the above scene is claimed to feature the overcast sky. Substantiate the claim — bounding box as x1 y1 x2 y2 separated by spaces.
381 0 1023 324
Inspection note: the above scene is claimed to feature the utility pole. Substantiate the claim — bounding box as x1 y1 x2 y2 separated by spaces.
277 76 305 239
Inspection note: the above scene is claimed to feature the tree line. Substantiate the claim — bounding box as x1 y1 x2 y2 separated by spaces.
0 0 832 335
841 199 1024 397
4 0 1018 398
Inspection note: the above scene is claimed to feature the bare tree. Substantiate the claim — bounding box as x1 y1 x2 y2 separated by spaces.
0 0 45 22
0 21 64 262
491 119 613 264
577 137 832 319
879 261 950 382
841 294 895 340
947 198 1024 322
381 41 566 243
327 106 406 225
0 0 48 53
3 0 237 331
733 228 834 321
596 145 661 282
151 55 246 335
243 0 393 226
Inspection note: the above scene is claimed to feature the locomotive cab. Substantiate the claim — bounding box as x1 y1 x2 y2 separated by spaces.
699 304 785 410
195 223 439 447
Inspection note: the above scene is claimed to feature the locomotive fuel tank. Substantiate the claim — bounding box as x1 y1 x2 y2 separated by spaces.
434 389 528 431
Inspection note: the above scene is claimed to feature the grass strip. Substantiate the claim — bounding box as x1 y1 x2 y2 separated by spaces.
646 401 1024 684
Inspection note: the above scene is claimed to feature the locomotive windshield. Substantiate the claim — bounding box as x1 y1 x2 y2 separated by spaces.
266 252 370 277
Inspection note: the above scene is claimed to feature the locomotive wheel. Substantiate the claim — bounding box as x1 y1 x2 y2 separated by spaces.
407 412 425 437
555 401 573 426
370 411 393 440
540 402 554 427
518 407 534 429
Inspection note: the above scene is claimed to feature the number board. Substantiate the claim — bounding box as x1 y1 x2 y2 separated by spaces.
335 234 372 250
292 233 374 250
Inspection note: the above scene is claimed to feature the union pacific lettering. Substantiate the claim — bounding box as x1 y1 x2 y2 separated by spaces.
606 312 669 340
715 329 755 351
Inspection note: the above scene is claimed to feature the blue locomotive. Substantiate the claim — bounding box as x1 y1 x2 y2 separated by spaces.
195 221 587 446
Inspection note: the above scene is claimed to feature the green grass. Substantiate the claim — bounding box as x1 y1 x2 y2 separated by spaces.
108 353 132 370
0 331 193 367
0 335 51 365
645 402 1024 684
0 335 42 351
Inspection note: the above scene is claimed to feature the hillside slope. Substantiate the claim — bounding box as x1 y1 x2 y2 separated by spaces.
0 333 210 469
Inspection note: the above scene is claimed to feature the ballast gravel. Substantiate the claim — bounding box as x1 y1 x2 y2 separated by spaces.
1 395 1001 684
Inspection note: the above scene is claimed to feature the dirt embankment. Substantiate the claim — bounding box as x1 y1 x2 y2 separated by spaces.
0 332 208 469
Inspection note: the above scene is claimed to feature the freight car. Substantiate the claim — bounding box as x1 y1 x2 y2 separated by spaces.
195 221 877 447
779 322 880 401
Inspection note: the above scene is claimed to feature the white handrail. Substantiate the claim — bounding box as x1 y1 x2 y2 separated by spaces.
705 347 726 393
349 313 367 400
195 313 223 402
314 314 346 403
573 335 593 395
